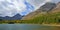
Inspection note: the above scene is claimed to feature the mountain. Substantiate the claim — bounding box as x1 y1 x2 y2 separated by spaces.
50 2 60 13
22 2 60 20
0 14 23 20
40 2 56 12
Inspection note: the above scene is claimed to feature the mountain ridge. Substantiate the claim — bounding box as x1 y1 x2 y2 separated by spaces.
0 14 23 20
22 2 60 20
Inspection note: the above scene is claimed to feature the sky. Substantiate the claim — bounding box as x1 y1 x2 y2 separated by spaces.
0 0 60 17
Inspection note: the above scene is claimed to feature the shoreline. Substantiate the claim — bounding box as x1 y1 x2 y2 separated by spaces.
0 23 60 26
42 24 60 26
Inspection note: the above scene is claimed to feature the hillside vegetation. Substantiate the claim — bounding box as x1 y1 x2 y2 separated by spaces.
0 12 60 24
20 2 60 24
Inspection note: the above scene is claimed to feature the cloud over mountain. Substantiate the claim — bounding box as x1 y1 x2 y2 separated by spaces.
0 0 60 17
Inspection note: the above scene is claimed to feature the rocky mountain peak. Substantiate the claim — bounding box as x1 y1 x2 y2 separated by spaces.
40 2 56 12
21 2 57 20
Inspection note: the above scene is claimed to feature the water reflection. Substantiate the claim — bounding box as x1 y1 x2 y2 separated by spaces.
0 24 60 30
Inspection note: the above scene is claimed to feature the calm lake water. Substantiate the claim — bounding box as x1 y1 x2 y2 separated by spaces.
0 24 60 30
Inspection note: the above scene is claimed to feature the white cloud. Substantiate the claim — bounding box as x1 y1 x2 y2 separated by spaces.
0 0 27 17
45 0 51 2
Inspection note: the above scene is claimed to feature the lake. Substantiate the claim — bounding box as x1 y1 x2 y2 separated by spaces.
0 24 60 30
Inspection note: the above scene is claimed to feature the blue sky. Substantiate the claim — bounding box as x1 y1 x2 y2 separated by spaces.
0 0 60 17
